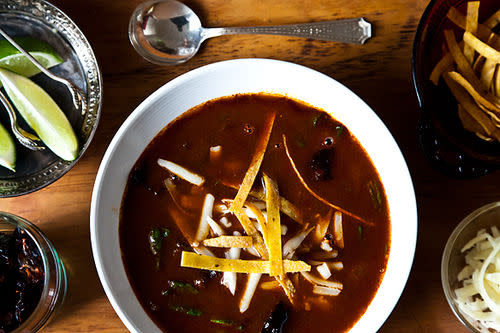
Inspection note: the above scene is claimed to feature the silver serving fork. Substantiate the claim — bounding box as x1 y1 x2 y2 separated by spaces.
0 90 45 151
0 27 87 116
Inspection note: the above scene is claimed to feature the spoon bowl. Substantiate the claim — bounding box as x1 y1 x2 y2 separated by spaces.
129 0 203 65
129 0 372 65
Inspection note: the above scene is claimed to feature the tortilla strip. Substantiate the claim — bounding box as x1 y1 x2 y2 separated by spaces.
314 209 333 244
464 1 480 64
430 53 455 85
260 280 280 289
233 208 269 258
181 252 311 274
235 202 295 305
233 203 297 304
282 134 373 226
203 235 253 248
446 7 497 41
463 32 500 64
458 105 490 136
223 182 304 224
480 34 499 90
244 201 268 230
275 276 296 305
446 71 500 112
485 9 500 29
444 30 500 109
444 73 500 141
496 65 500 97
473 55 485 73
263 174 284 277
229 112 276 213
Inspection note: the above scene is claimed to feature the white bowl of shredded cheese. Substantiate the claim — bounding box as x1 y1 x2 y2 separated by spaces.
442 202 500 333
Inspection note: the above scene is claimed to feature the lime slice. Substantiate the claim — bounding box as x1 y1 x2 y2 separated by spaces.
0 68 78 161
0 121 16 171
0 38 63 77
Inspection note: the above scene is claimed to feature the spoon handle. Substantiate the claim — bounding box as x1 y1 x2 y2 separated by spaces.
203 18 371 44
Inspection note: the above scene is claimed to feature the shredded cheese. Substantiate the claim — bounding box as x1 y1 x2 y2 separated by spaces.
454 226 500 331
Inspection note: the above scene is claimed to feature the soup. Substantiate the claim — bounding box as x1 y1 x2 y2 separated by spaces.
120 94 390 333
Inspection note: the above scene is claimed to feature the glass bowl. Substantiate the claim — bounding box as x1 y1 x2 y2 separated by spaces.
0 0 102 197
441 201 500 332
412 0 499 178
0 211 67 332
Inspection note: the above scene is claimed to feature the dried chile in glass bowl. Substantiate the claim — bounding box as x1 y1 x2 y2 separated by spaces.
0 212 66 332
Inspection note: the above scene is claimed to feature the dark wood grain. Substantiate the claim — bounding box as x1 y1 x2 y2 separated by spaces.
0 0 498 331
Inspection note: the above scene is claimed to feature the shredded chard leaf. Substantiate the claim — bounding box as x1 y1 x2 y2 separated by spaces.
169 305 202 317
368 180 383 210
335 125 344 136
167 281 199 294
312 114 320 127
148 227 170 270
210 318 243 330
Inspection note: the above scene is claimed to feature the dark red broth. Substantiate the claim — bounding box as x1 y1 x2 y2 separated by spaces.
120 94 390 333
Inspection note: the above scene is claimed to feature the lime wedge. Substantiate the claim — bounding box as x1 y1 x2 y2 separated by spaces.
0 38 63 77
0 68 78 161
0 121 16 171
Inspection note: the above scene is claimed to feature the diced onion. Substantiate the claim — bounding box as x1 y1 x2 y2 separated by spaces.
157 159 204 186
320 239 333 252
316 263 332 279
210 146 222 161
219 216 232 228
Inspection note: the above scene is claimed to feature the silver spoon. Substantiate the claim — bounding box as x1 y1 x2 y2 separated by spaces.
0 90 45 151
129 0 372 65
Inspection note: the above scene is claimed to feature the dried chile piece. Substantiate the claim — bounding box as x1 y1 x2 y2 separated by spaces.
0 228 44 332
310 148 335 181
14 229 44 325
130 163 148 186
262 302 288 333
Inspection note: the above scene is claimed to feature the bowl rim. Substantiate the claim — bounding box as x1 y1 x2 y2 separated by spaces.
91 58 417 333
0 0 103 197
441 201 500 332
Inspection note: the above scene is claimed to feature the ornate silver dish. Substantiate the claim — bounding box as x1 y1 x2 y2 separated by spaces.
0 0 102 197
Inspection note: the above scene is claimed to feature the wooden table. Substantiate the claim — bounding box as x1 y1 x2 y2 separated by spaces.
1 0 499 331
